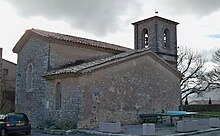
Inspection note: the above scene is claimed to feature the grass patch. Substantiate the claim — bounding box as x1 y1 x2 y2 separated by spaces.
198 112 220 116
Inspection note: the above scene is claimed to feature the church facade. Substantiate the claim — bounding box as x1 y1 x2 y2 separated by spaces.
13 16 181 128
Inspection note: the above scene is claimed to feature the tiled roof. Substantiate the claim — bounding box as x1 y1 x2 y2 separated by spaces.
30 29 132 52
43 48 151 78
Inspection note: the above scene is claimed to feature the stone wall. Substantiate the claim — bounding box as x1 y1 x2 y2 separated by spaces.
44 78 81 129
15 36 117 128
0 49 16 113
134 18 178 67
134 20 177 56
46 53 180 128
1 59 16 113
15 36 50 127
134 19 157 50
182 104 220 112
15 35 180 129
49 43 115 69
2 60 16 83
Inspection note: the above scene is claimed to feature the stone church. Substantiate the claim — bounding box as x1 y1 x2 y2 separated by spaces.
13 16 181 128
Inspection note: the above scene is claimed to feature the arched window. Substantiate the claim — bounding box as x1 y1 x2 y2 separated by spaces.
55 82 62 110
26 63 33 92
142 28 149 48
163 28 170 48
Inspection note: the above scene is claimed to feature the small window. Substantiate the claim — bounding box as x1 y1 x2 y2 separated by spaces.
3 69 8 77
26 63 33 92
142 28 149 48
55 82 62 110
163 28 170 48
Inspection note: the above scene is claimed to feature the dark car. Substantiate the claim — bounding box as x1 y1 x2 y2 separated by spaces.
0 113 31 136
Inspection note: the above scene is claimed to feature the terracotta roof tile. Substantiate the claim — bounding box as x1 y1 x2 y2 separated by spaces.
30 28 132 52
44 48 150 78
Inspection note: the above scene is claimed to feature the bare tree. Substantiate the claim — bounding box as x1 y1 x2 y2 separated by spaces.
212 48 220 64
178 47 209 102
206 48 220 88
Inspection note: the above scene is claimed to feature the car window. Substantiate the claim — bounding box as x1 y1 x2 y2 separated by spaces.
8 114 28 122
0 114 5 119
0 115 5 121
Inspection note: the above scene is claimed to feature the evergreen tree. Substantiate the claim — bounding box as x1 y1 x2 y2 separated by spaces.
208 98 212 104
185 97 188 105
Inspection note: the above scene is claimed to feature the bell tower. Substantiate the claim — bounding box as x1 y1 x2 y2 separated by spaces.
132 16 179 68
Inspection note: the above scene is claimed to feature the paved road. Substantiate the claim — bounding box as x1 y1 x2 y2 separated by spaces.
8 129 95 136
7 129 53 136
194 130 220 136
7 128 220 136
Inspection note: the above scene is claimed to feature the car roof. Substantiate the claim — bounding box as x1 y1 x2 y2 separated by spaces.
6 113 26 115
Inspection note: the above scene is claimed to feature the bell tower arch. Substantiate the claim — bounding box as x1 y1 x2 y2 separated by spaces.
132 16 179 68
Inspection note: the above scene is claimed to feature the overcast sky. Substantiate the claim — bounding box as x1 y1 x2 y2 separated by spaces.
0 0 220 64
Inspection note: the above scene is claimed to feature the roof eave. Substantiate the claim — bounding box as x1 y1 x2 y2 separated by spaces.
2 59 17 65
132 16 179 25
12 30 32 53
43 71 82 80
13 29 132 54
147 51 182 78
43 49 182 80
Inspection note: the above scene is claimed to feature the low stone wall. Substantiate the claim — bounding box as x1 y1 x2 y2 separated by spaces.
182 104 220 112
